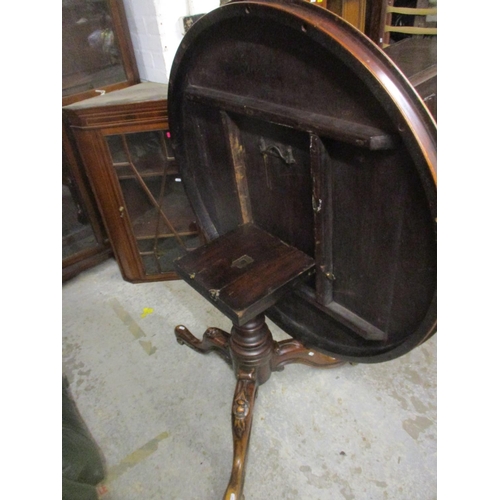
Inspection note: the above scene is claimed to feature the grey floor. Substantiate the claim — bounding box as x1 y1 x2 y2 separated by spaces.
62 258 437 500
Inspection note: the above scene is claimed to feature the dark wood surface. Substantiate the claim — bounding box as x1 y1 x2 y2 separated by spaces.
168 2 437 498
174 223 315 325
168 0 437 363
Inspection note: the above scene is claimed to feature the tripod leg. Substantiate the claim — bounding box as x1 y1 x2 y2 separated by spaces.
223 371 257 500
271 338 345 372
175 325 232 365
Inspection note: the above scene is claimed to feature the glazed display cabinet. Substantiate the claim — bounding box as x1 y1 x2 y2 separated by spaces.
63 0 140 280
63 83 203 282
62 0 140 106
63 124 112 282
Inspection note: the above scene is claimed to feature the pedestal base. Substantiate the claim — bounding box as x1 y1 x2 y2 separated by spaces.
175 315 344 500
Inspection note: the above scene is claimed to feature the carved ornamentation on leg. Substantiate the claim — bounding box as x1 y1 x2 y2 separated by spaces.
175 318 343 500
271 338 345 372
224 370 257 500
174 325 232 365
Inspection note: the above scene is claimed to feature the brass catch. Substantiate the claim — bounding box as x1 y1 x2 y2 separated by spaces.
231 254 254 269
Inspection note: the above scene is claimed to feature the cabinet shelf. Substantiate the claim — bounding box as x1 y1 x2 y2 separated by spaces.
113 161 178 180
116 170 179 180
136 231 198 241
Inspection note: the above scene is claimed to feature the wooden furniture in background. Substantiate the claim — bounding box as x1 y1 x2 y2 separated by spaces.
63 0 140 281
305 0 367 32
62 0 139 106
63 83 203 283
380 0 437 47
384 36 437 118
329 0 367 32
63 124 112 282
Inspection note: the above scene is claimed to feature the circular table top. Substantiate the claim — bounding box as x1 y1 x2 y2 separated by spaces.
168 0 436 363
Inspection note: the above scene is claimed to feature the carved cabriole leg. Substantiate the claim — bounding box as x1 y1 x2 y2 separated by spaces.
223 370 257 500
223 315 274 499
271 338 345 372
174 316 344 500
174 325 232 366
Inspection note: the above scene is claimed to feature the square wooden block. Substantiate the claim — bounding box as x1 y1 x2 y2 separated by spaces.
174 223 315 325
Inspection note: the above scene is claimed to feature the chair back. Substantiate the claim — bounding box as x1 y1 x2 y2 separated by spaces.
381 0 437 47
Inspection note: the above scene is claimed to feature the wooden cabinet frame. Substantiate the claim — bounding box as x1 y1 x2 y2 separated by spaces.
63 0 140 281
64 85 202 283
62 0 139 106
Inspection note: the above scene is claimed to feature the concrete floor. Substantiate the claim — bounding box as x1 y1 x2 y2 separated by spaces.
62 258 437 500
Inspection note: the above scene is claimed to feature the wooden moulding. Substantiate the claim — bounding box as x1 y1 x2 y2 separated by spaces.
295 284 388 341
185 85 399 150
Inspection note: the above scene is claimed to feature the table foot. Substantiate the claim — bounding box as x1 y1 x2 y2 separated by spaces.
174 320 345 500
175 325 232 365
271 338 345 372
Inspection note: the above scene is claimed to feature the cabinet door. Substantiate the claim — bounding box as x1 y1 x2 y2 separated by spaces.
63 124 111 281
62 0 139 104
105 129 202 279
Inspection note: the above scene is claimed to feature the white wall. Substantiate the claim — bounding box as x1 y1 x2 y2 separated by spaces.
122 0 220 84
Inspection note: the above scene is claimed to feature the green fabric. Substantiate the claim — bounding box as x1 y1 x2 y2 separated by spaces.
62 477 98 500
62 378 105 499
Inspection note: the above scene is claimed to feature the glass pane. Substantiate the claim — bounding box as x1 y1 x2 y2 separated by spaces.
62 0 128 97
139 235 200 275
106 131 202 276
62 177 99 259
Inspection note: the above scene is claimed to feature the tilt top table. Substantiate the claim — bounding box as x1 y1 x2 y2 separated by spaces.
167 1 437 498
